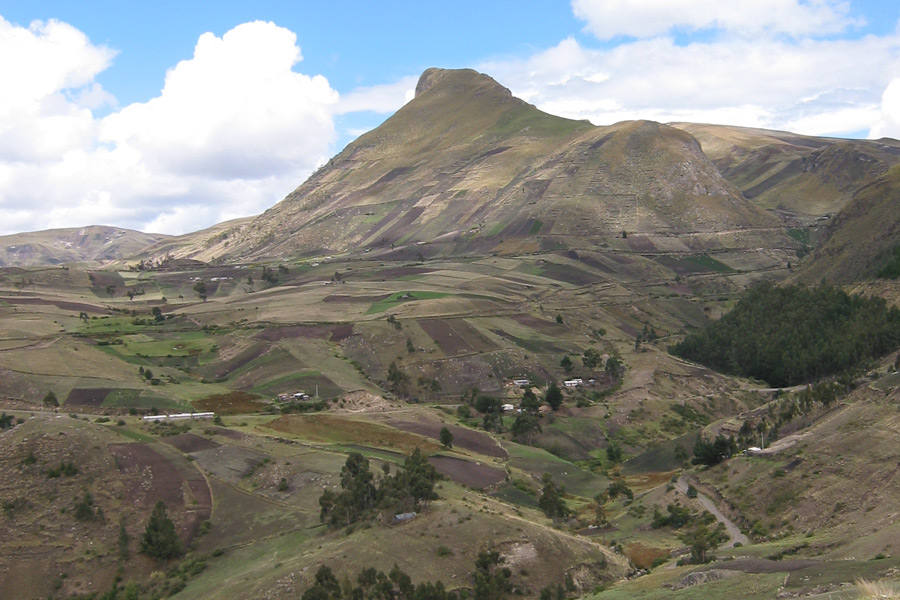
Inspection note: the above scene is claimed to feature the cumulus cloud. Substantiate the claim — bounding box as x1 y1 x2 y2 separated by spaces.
100 21 338 180
0 19 342 235
481 32 900 137
869 78 900 139
571 0 862 40
0 16 115 162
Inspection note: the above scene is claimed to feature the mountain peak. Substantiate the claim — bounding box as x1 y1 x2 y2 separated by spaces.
414 67 513 100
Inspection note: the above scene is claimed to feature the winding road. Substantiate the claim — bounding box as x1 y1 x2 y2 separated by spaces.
676 475 750 548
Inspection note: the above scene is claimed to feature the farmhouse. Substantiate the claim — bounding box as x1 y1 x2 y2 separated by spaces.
564 378 583 388
501 403 516 412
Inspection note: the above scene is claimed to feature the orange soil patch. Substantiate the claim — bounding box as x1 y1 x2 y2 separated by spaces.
263 414 440 454
625 543 670 570
624 470 679 493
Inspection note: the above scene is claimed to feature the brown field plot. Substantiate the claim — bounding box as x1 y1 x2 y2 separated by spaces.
264 414 440 454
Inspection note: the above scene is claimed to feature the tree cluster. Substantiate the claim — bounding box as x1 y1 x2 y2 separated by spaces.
670 282 900 387
691 435 737 467
319 449 440 528
303 564 456 600
302 549 513 600
877 245 900 279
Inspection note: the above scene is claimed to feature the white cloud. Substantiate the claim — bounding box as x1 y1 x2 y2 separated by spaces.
571 0 862 40
0 19 342 235
100 21 338 180
0 16 115 162
869 78 900 139
335 76 418 115
481 33 900 137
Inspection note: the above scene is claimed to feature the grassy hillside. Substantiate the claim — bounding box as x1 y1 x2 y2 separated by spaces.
672 122 900 220
0 226 168 267
184 69 788 263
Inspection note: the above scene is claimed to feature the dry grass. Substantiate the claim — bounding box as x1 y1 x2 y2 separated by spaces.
857 578 900 599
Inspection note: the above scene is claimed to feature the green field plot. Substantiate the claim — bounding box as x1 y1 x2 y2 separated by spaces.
102 388 188 410
366 291 451 314
117 331 218 358
251 370 343 399
505 442 609 498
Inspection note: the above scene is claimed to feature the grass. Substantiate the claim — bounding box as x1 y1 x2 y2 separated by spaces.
366 291 451 314
682 254 736 273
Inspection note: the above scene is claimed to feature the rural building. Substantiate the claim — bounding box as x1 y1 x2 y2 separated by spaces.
501 403 516 412
512 378 530 387
142 412 214 422
564 378 583 388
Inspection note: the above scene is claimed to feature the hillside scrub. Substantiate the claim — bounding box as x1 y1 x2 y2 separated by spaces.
670 282 900 387
319 449 439 527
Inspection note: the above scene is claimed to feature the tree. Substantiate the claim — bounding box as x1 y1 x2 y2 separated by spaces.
560 355 573 373
193 280 208 301
141 500 183 561
555 313 564 324
474 550 512 600
605 356 622 379
692 435 736 467
544 382 563 411
387 362 409 395
42 390 58 409
520 387 541 415
118 515 130 561
538 474 569 519
605 443 623 464
439 426 453 449
582 347 602 370
510 414 542 444
0 413 14 430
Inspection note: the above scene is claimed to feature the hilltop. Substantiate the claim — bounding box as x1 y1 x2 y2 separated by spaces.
155 68 788 263
0 226 168 267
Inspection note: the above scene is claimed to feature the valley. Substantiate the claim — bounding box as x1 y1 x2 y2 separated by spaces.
1 68 900 600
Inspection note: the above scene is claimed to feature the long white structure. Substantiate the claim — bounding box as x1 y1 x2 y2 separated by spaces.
141 412 215 421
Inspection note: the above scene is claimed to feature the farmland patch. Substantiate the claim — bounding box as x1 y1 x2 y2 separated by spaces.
428 455 506 489
419 318 497 355
263 414 440 454
383 419 507 458
65 387 111 406
108 442 186 507
162 433 221 453
367 291 451 314
190 444 269 484
195 391 269 415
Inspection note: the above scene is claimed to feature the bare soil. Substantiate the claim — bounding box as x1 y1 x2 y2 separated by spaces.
108 442 186 508
195 391 268 414
161 433 221 453
64 388 112 406
428 455 507 489
384 419 507 458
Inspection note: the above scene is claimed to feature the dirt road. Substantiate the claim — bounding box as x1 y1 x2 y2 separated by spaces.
677 475 750 548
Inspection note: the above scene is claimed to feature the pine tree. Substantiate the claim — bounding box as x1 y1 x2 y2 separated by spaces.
141 500 183 560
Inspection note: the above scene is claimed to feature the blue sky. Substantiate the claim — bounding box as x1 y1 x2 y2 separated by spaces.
1 1 900 235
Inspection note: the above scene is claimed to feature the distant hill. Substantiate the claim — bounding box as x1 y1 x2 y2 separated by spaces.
0 226 168 267
200 68 785 262
793 163 900 284
672 123 900 219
